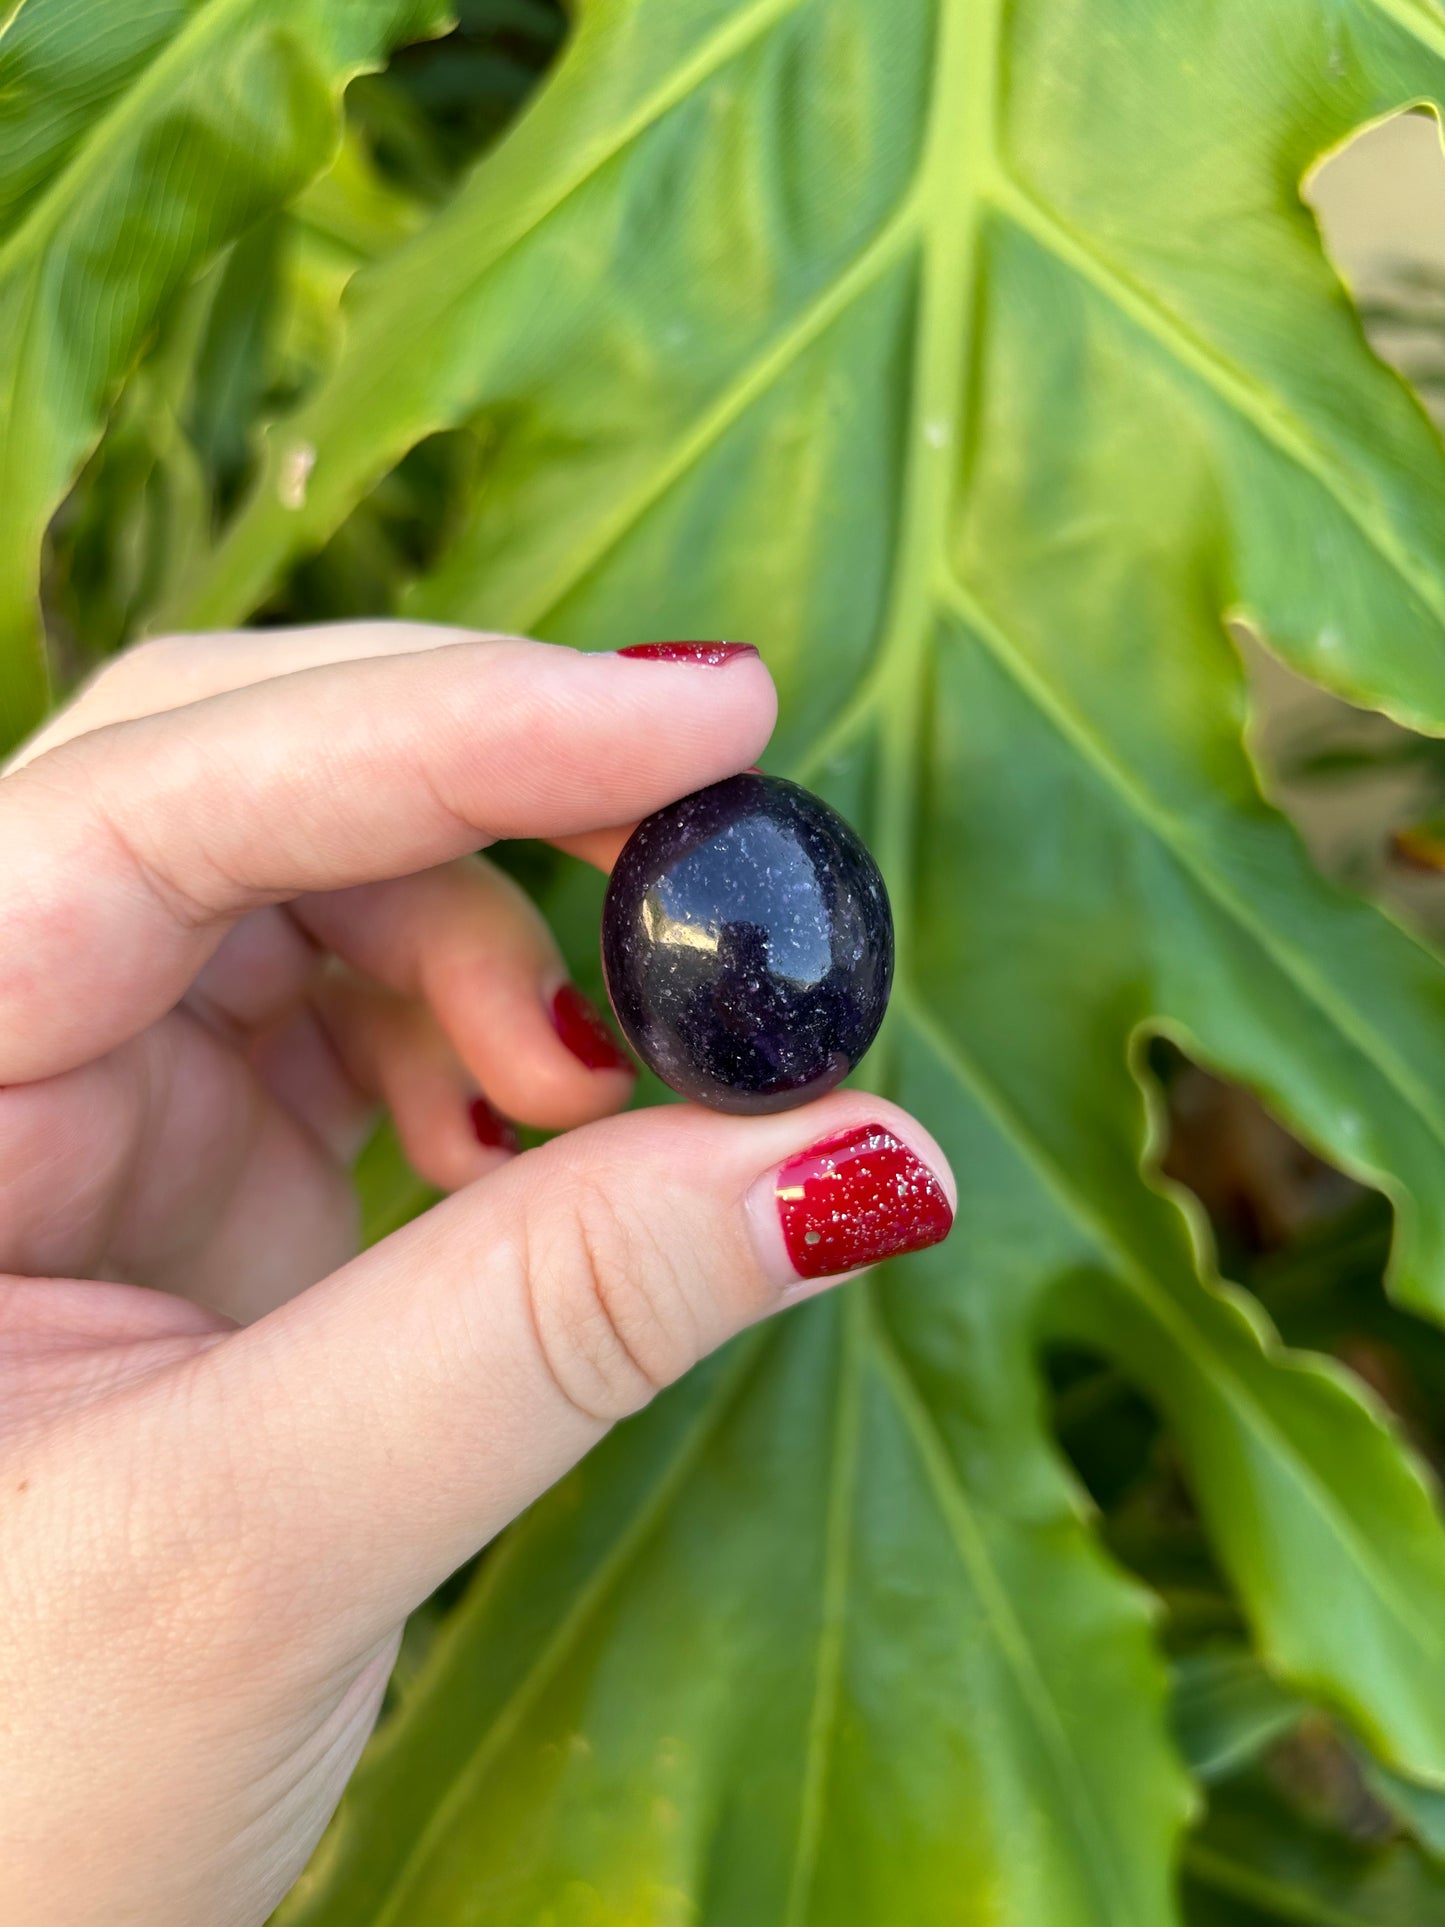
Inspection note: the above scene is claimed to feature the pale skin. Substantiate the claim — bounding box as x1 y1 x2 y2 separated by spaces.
0 623 954 1925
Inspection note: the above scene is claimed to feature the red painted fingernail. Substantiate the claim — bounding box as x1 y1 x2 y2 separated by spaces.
551 984 633 1073
469 1095 520 1154
775 1123 953 1280
616 641 760 666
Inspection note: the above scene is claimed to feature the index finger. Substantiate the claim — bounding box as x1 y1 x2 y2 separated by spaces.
0 632 775 1082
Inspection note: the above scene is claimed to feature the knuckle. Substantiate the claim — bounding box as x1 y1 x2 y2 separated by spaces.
525 1169 701 1426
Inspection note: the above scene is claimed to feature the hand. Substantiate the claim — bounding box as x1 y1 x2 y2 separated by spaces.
0 623 954 1926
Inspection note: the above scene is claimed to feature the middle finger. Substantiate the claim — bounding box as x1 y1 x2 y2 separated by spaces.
294 855 634 1133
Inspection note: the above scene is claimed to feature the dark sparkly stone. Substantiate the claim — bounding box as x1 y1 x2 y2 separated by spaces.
601 773 893 1115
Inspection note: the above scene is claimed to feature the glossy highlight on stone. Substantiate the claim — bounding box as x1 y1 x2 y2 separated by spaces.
601 773 894 1114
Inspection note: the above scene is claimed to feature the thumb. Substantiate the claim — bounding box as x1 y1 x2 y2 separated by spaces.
187 1098 954 1652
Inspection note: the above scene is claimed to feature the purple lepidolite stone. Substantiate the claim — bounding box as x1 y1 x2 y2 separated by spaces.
602 773 893 1114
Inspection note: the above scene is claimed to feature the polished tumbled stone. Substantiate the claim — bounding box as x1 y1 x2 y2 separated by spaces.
601 773 894 1115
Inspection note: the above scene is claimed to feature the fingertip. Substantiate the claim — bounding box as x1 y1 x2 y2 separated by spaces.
864 1098 958 1218
613 642 761 667
435 967 636 1134
468 1094 521 1158
548 642 778 823
550 824 637 874
743 1098 955 1293
551 650 776 874
402 1091 520 1193
595 1090 954 1295
548 983 632 1077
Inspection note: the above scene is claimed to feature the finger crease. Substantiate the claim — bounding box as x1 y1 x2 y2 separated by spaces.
92 798 250 933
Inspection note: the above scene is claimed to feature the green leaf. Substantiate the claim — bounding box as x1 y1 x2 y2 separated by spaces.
140 0 1445 1917
1359 1758 1445 1862
1183 1772 1445 1926
0 0 450 743
285 1305 1183 1926
1173 1651 1305 1786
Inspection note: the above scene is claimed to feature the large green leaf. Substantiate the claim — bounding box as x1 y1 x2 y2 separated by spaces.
110 0 1445 1916
0 0 450 740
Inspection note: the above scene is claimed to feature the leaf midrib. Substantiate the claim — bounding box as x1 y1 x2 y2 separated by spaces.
776 4 1146 1916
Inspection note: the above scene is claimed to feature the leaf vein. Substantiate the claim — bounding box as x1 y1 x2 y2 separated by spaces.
362 1330 773 1927
937 574 1445 1167
1183 1839 1392 1927
1363 0 1445 63
895 988 1444 1662
994 174 1445 669
866 1295 1144 1925
779 1291 864 1927
500 211 916 635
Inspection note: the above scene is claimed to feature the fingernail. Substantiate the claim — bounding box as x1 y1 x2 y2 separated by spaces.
469 1095 520 1155
551 983 633 1074
616 641 760 667
772 1123 953 1280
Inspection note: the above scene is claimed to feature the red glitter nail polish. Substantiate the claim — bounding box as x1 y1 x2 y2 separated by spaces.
469 1095 520 1155
616 642 759 666
551 984 633 1073
775 1123 953 1280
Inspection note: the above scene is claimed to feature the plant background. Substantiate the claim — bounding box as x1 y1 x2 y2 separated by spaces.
11 2 1445 1920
